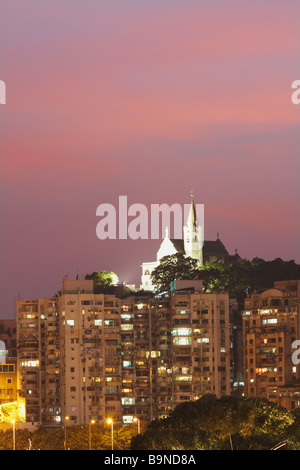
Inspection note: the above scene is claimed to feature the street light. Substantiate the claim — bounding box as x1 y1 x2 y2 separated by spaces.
64 416 69 450
106 418 114 450
133 417 140 434
89 419 95 450
11 419 15 450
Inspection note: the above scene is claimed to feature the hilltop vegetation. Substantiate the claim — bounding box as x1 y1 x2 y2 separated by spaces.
151 254 300 306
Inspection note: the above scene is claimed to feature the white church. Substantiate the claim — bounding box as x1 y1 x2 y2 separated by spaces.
140 195 238 291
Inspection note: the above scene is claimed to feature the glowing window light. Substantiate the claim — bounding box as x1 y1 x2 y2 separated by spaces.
20 360 39 368
172 328 192 337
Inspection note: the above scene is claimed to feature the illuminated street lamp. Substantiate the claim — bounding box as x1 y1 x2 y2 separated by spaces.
106 418 114 450
64 416 69 450
11 419 15 450
89 419 95 450
133 417 140 434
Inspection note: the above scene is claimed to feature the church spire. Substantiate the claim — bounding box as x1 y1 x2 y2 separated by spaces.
183 190 203 266
187 189 197 228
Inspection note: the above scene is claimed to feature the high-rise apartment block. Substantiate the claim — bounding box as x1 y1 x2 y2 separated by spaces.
7 276 299 426
17 297 60 423
59 280 122 425
243 280 300 410
120 282 231 423
0 320 18 407
15 278 232 426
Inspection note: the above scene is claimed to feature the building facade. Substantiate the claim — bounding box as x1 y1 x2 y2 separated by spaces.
16 298 60 423
242 280 300 410
16 278 232 426
14 277 300 424
58 280 122 426
120 282 232 422
0 320 18 413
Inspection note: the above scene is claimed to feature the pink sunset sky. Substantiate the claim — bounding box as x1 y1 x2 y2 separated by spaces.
1 0 299 318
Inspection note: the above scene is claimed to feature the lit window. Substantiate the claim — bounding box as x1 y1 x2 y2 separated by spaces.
197 338 209 343
173 337 191 346
121 397 135 405
151 351 160 358
172 328 192 337
20 360 39 368
262 318 277 325
121 314 133 320
123 361 133 367
175 375 192 381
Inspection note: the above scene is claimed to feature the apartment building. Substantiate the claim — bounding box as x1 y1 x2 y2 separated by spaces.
120 297 157 424
169 281 231 403
58 280 122 425
242 280 300 410
16 279 232 426
0 320 18 407
17 299 42 422
42 298 61 424
16 297 60 423
120 280 231 422
17 281 124 426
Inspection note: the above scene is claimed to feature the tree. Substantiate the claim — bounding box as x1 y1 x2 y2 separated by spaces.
131 395 297 450
85 270 119 293
150 253 199 293
198 257 300 309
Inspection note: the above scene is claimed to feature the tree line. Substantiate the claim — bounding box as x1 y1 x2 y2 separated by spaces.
0 422 146 450
150 254 300 307
84 255 300 308
131 395 300 450
1 396 299 450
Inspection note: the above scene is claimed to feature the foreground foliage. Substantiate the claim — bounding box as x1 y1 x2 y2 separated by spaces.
0 422 147 450
131 395 300 450
1 398 299 450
